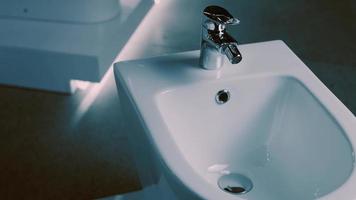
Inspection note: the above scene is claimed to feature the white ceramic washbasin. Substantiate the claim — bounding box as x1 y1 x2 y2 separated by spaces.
114 40 356 200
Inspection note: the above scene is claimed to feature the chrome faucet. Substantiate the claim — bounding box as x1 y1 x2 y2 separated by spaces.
199 5 242 70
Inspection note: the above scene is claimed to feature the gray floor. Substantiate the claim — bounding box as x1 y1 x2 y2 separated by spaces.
0 0 355 199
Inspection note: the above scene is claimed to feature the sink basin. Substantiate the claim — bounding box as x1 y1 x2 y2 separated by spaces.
156 76 353 199
114 40 356 200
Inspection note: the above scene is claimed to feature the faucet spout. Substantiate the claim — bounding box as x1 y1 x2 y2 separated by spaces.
223 43 242 64
199 5 242 70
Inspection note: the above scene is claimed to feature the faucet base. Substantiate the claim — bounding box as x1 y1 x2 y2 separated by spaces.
199 44 224 70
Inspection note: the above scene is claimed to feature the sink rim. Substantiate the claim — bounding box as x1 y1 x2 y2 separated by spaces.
114 40 356 200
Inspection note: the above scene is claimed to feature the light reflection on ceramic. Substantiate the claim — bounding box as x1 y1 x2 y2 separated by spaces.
207 164 231 175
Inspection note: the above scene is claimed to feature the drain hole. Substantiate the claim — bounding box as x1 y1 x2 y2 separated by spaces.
216 89 230 104
218 173 253 195
224 186 246 193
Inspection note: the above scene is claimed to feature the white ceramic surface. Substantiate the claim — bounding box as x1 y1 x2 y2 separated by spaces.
0 0 153 93
114 40 356 200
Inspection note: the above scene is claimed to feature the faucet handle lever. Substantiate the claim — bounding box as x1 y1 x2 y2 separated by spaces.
203 5 239 25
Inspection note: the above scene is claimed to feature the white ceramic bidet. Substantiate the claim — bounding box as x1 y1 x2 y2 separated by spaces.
114 40 356 200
